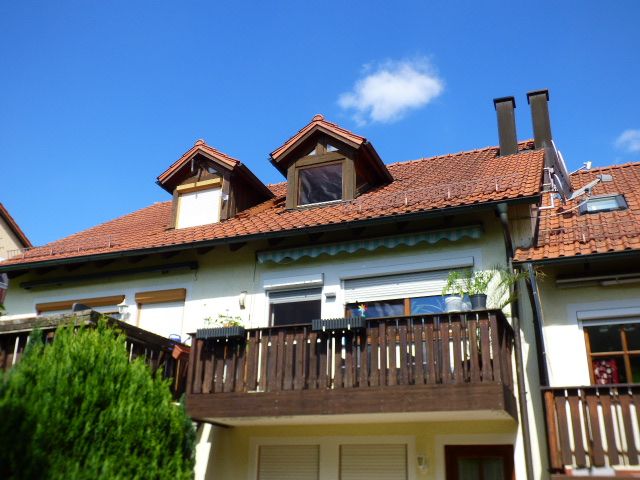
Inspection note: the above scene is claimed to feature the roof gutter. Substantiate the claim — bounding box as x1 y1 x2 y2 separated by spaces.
513 248 640 266
0 195 541 274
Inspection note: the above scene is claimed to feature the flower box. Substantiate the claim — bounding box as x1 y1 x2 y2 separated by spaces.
311 317 366 332
196 326 246 340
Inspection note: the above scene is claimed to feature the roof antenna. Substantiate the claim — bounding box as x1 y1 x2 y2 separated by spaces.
570 161 592 175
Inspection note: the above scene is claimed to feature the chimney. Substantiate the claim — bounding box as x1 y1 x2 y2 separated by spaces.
527 89 552 149
493 96 518 156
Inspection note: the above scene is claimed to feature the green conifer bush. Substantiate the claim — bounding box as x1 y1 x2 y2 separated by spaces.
0 320 195 480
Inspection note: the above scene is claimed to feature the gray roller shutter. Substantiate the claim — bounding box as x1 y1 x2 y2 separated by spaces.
344 270 452 303
340 444 408 480
258 444 319 480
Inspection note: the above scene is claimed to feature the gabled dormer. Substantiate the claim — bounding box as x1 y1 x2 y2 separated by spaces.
157 140 273 229
270 115 393 209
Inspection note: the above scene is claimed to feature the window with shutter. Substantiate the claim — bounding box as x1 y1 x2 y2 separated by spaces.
257 445 319 480
339 444 408 480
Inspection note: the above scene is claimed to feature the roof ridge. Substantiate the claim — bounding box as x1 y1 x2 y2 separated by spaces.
571 160 640 176
386 140 536 167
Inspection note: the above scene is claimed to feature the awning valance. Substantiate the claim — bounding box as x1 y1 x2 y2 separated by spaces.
257 225 483 264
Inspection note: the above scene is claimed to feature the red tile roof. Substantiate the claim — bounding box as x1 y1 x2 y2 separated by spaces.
0 203 32 250
514 162 640 262
0 142 543 269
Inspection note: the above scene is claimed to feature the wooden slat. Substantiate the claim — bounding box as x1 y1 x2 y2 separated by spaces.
378 322 387 386
308 332 318 389
202 344 214 394
441 317 451 384
585 391 605 467
451 318 463 384
413 321 425 385
245 331 259 391
398 323 409 385
554 392 574 467
294 330 305 390
318 333 328 389
489 313 502 384
267 331 279 392
333 332 343 388
369 325 379 387
275 330 285 391
426 320 436 384
567 391 587 467
357 331 368 387
192 339 204 394
387 323 398 386
223 341 237 392
598 391 620 466
479 316 492 382
213 341 225 393
468 316 480 383
618 388 639 464
259 333 269 392
545 390 564 471
344 333 354 388
283 332 294 391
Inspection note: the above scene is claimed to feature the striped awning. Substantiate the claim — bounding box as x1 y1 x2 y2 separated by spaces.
257 225 483 264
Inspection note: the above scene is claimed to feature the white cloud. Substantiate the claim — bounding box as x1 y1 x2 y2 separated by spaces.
338 58 444 125
615 129 640 153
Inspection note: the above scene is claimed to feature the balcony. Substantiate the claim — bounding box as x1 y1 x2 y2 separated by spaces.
543 385 640 477
0 310 190 399
185 310 516 424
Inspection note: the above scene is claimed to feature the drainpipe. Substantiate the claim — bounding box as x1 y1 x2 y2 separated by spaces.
496 202 534 480
523 262 549 387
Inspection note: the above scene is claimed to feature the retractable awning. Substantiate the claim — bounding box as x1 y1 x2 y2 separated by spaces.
257 225 483 264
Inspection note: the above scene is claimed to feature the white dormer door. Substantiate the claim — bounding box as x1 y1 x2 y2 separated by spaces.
176 187 222 228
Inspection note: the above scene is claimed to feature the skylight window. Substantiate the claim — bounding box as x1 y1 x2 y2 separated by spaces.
580 194 627 214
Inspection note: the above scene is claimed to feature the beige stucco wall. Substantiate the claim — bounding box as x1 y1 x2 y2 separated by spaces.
0 216 25 261
195 419 518 480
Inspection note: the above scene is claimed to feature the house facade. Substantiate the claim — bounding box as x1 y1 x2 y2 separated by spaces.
0 203 31 306
0 92 576 479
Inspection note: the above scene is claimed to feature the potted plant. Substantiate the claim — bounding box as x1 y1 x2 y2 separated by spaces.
442 270 465 312
197 312 245 340
463 269 496 310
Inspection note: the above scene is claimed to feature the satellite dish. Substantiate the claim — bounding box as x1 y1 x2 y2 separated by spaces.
548 140 573 201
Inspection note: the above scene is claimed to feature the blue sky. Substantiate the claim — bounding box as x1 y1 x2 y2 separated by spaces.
1 0 639 246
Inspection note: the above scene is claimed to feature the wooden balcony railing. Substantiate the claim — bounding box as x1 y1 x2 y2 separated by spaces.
0 310 190 399
543 385 640 472
186 310 516 420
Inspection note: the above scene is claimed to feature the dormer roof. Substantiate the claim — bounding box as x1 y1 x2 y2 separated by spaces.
269 114 393 184
157 140 273 199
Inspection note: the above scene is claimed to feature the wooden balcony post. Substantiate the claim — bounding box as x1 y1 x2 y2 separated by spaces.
543 389 563 471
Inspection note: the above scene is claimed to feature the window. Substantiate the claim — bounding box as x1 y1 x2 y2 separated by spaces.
585 322 640 384
343 270 456 318
445 445 514 480
135 288 186 339
176 187 222 228
297 162 343 205
269 288 322 326
340 444 407 480
580 194 627 214
257 445 319 480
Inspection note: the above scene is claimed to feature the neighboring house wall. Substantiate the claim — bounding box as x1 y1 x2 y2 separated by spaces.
535 266 640 387
0 216 26 260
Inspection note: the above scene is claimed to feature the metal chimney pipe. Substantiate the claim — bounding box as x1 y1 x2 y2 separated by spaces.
527 89 552 150
493 96 518 156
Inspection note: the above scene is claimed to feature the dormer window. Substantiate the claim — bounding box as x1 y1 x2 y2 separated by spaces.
269 114 393 210
175 179 223 228
298 162 343 205
156 139 274 229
